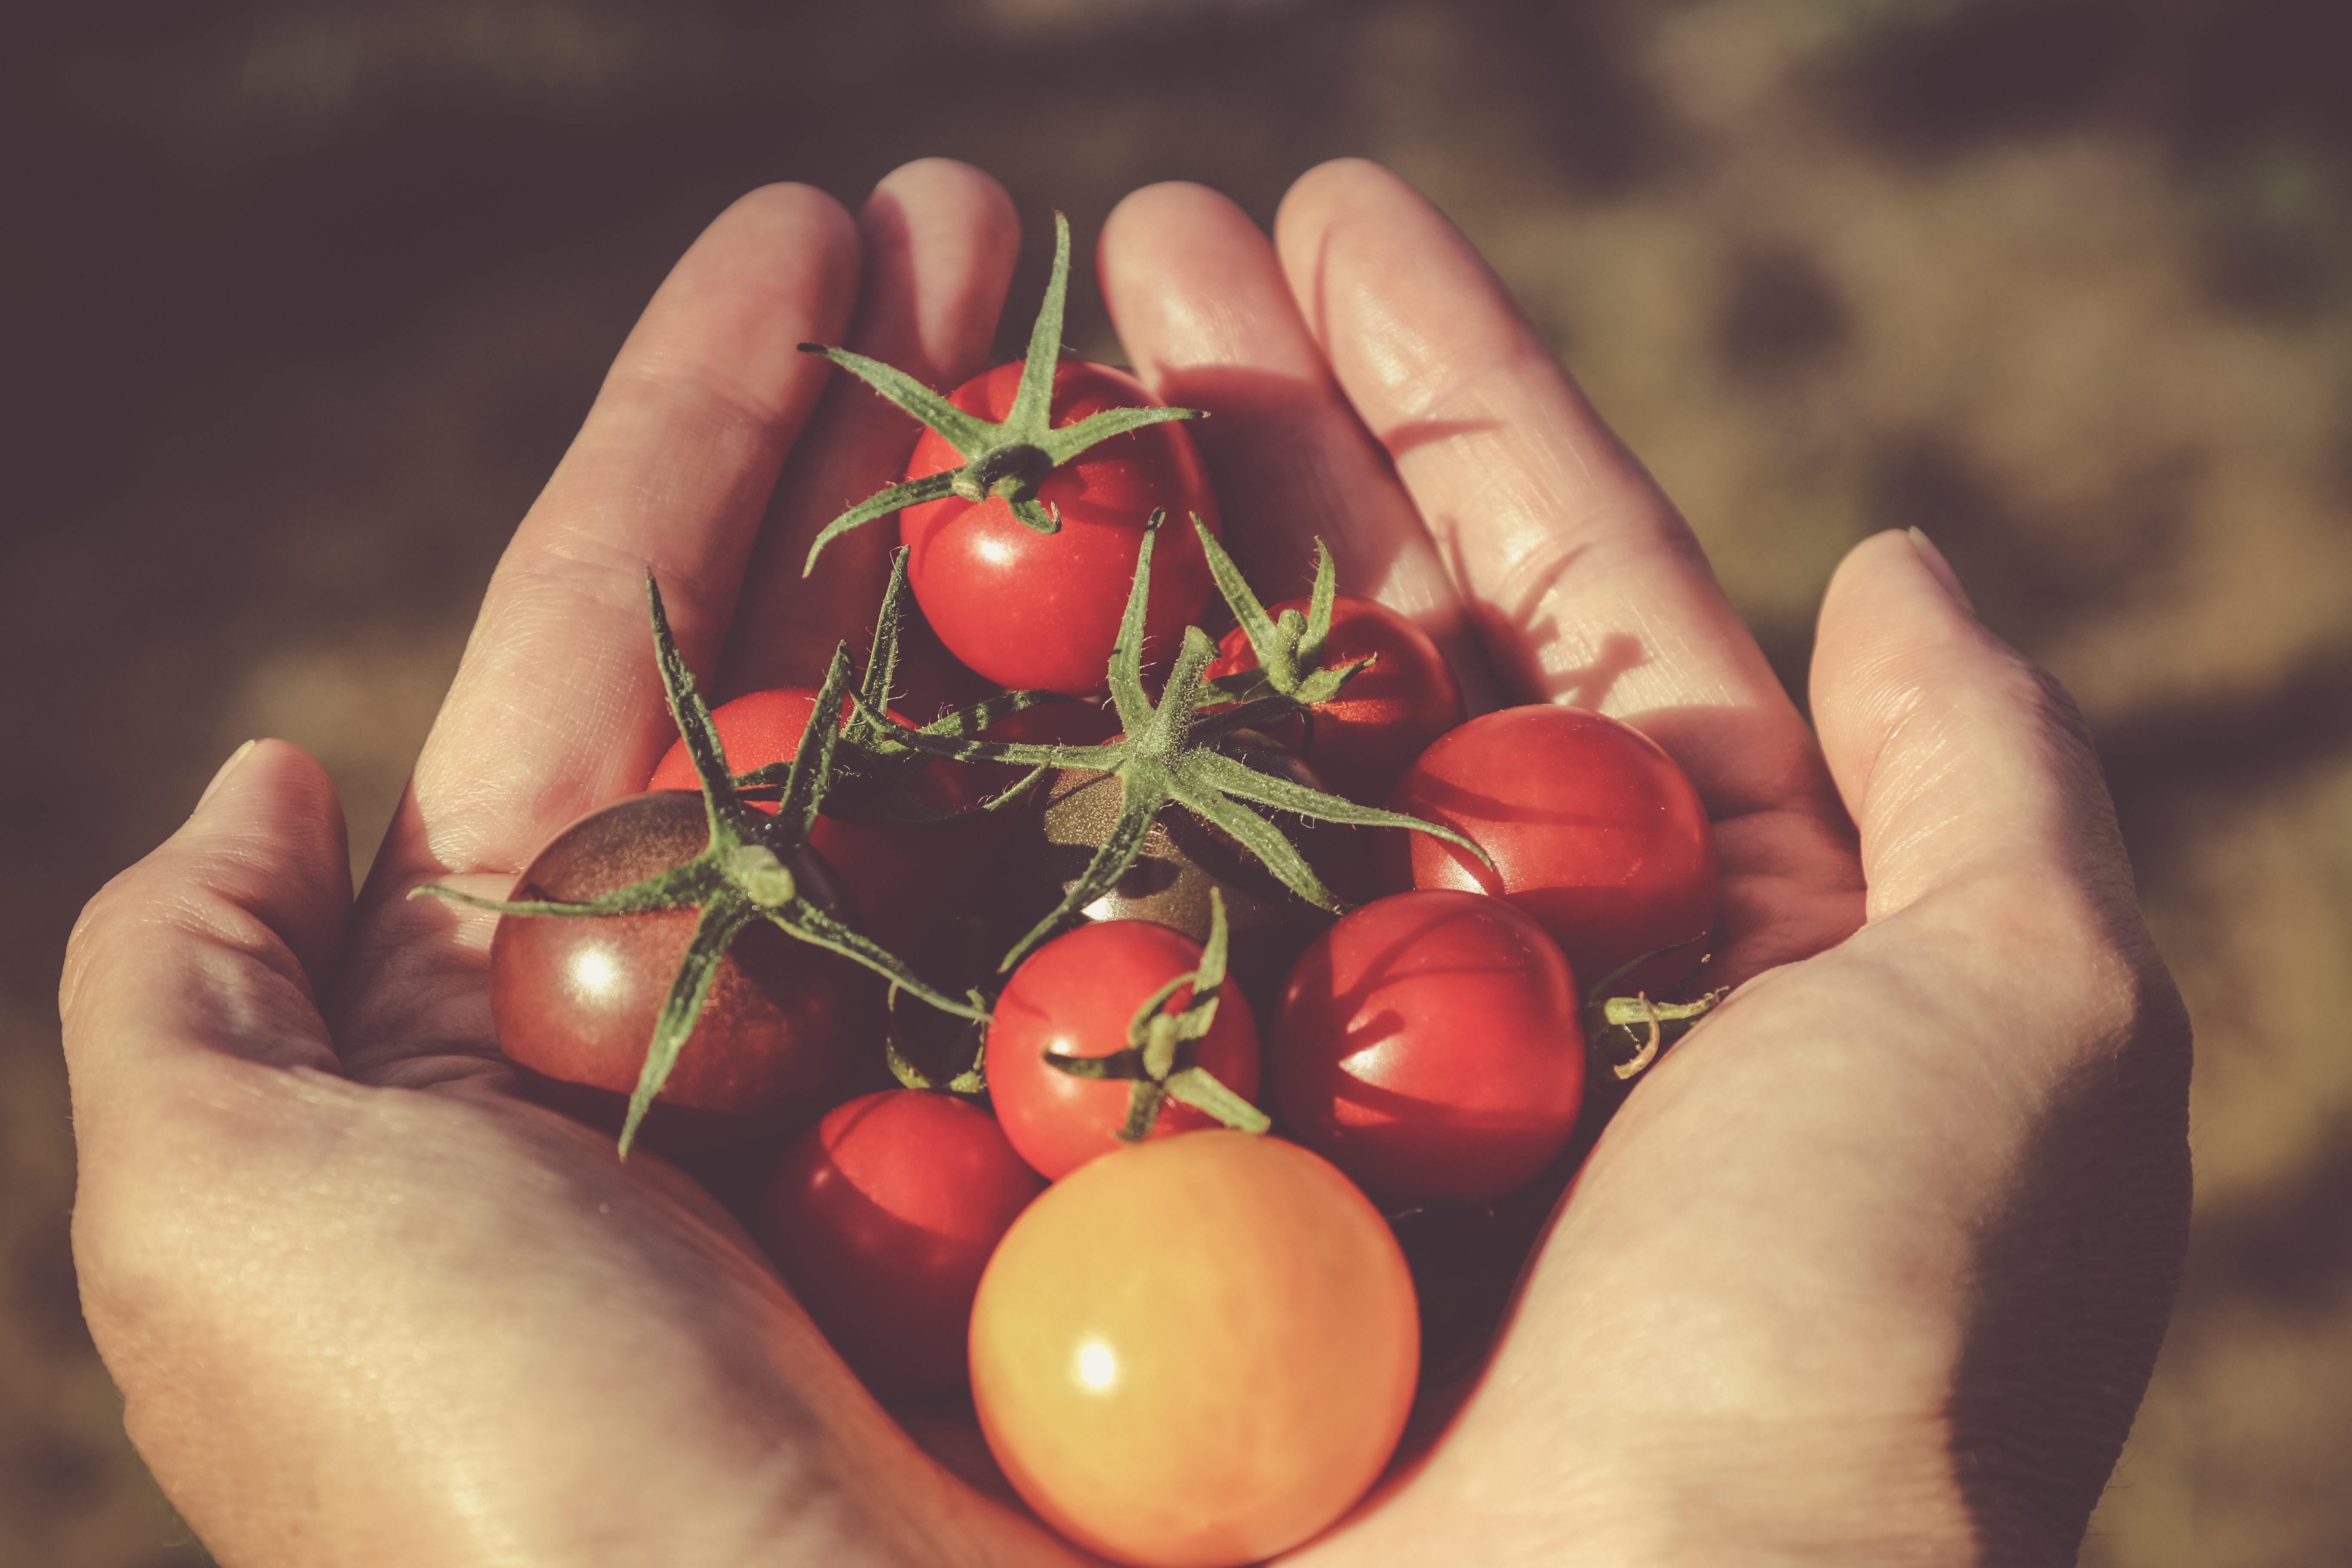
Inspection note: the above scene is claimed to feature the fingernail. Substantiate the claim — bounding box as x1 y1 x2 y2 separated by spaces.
196 740 259 811
1906 528 1975 614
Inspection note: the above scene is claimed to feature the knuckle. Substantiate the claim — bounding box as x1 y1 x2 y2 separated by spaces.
1960 866 2188 1070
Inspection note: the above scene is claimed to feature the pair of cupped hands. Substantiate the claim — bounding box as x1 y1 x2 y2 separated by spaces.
62 158 2188 1566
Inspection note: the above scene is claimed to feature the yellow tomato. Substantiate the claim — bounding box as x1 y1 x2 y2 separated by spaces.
968 1131 1418 1568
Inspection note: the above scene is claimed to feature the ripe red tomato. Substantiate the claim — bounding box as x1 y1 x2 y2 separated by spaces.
489 791 862 1117
1205 595 1464 805
1382 704 1719 994
969 1131 1417 1568
1272 889 1584 1204
900 360 1220 697
647 687 1000 955
759 1090 1044 1396
986 920 1262 1181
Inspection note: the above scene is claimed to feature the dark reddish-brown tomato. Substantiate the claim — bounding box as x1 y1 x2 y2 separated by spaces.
1023 739 1369 1007
489 791 864 1116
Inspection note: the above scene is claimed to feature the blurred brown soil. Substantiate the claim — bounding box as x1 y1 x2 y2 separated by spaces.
3 3 2349 1564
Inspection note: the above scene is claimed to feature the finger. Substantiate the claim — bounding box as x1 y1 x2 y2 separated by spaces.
1096 182 1492 704
62 741 351 1139
1811 530 2141 928
724 159 1021 697
386 184 860 884
1272 161 1812 805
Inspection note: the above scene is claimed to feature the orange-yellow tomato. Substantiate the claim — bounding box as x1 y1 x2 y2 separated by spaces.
968 1131 1418 1568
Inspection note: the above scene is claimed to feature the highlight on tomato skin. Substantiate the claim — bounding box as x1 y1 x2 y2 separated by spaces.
1381 703 1721 996
968 1131 1418 1568
1272 888 1586 1205
900 359 1221 698
759 1090 1044 1397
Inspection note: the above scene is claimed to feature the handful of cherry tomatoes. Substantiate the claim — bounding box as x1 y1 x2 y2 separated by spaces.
426 213 1722 1568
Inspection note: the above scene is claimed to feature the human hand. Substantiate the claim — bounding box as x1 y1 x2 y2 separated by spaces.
1092 162 2189 1566
64 159 1094 1568
62 156 2189 1568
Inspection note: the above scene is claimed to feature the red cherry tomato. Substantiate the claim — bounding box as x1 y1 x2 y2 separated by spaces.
759 1090 1044 1396
647 687 1000 955
1205 595 1464 805
900 360 1220 697
986 920 1262 1182
489 791 861 1116
1273 889 1584 1204
648 686 988 815
969 1131 1418 1568
1382 704 1719 994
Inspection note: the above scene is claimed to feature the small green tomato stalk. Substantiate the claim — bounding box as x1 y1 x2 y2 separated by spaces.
1191 514 1373 723
875 513 1494 972
798 212 1205 573
883 985 991 1100
1580 942 1727 1084
1044 890 1269 1141
882 916 994 1102
413 571 995 1157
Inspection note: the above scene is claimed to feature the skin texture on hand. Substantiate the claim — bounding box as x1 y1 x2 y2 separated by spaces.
61 158 2189 1567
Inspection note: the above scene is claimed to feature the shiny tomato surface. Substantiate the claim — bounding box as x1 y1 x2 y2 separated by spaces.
1205 594 1464 805
986 919 1262 1181
1274 890 1584 1203
760 1091 1043 1396
1382 704 1718 993
969 1132 1417 1568
488 791 860 1115
900 360 1219 696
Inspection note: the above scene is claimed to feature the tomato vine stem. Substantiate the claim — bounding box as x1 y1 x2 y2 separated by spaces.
1579 940 1727 1085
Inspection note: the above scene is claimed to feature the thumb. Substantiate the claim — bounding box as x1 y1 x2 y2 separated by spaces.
1810 530 2137 929
62 739 352 1111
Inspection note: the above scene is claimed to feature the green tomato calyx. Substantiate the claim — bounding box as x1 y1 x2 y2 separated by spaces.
797 212 1204 573
871 513 1494 973
1042 891 1268 1142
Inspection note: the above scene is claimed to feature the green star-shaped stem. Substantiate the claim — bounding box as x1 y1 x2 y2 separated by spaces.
797 212 1205 573
1041 890 1267 1139
415 572 989 1157
1190 514 1373 713
868 514 1494 972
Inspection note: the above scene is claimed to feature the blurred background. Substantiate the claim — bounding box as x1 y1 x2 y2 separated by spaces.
3 0 2347 1562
